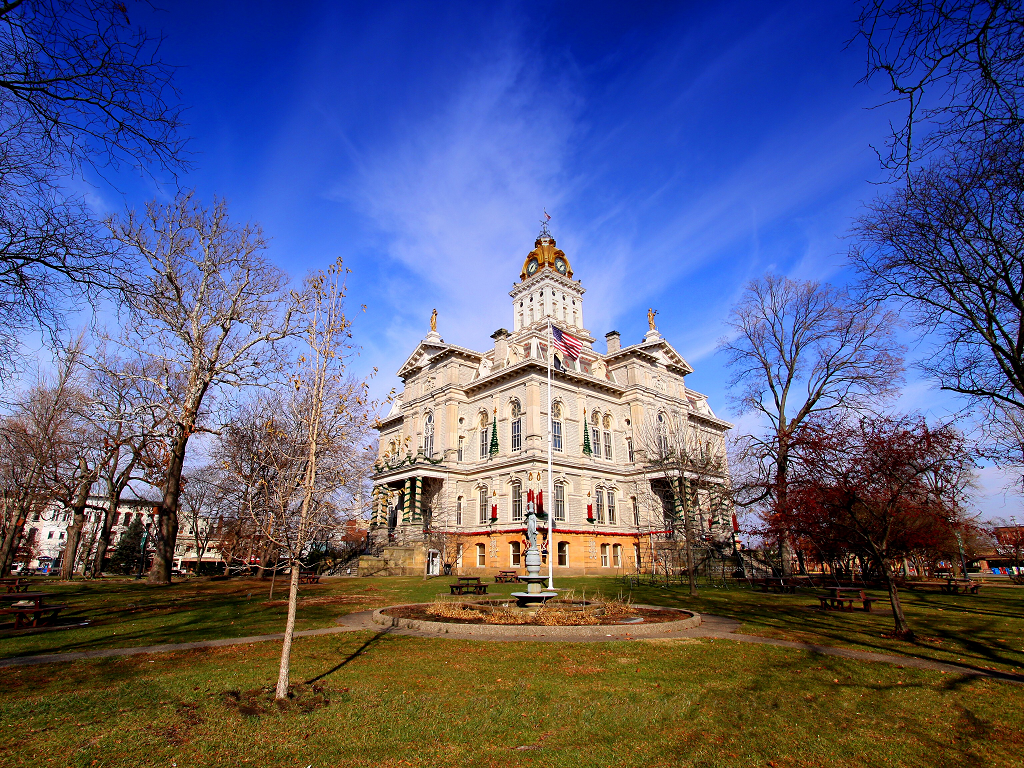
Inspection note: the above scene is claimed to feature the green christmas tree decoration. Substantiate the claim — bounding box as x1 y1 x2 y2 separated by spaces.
489 413 499 456
582 409 592 456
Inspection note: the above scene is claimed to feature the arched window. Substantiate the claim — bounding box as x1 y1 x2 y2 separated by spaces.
511 480 523 522
510 540 521 567
656 412 669 457
600 543 610 567
456 496 463 526
595 488 605 523
423 412 434 457
591 411 602 458
557 541 569 567
554 482 566 522
602 414 613 460
551 403 563 452
479 413 489 458
511 400 523 452
476 543 486 567
478 486 488 524
607 490 616 524
457 435 464 461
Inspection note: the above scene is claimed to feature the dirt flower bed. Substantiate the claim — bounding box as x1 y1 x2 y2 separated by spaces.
396 595 685 626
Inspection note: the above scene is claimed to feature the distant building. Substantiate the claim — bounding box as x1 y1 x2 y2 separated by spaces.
364 225 732 576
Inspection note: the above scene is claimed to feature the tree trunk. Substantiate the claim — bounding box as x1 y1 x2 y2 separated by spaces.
257 538 274 579
677 477 698 597
60 463 94 580
275 559 301 700
149 432 188 585
92 491 122 577
880 560 914 640
0 506 29 574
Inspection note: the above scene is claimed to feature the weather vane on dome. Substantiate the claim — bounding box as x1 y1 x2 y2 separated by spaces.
539 208 552 238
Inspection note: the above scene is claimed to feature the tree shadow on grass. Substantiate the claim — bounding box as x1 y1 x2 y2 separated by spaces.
304 627 394 684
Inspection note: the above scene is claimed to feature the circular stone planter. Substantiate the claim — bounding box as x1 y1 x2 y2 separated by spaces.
371 603 701 639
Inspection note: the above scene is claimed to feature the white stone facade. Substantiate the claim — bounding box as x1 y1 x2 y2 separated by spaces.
370 231 733 575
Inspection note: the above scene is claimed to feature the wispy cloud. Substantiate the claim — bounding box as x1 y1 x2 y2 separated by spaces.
341 39 579 357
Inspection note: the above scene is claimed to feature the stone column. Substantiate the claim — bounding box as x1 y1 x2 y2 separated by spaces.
413 476 423 522
404 478 413 524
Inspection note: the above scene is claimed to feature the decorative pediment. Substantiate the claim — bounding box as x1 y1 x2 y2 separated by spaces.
396 339 483 380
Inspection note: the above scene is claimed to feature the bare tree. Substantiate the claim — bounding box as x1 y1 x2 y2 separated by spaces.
719 274 904 573
86 355 166 576
180 470 218 573
0 0 187 380
856 0 1024 175
0 344 86 573
632 410 731 595
852 139 1024 467
221 258 375 700
108 192 296 585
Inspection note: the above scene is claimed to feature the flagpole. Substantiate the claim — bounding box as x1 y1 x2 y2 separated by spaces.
547 320 555 590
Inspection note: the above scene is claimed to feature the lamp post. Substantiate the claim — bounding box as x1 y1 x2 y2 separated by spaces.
136 523 152 579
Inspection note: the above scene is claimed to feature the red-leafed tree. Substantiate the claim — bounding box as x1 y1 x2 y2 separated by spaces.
780 414 975 639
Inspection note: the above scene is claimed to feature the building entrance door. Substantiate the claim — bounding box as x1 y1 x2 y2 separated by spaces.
427 549 441 576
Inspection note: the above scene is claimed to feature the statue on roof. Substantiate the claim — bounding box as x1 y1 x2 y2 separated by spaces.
648 307 658 330
430 308 437 332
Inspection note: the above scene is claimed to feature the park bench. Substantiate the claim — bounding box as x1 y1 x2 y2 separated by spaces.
450 577 489 596
495 570 520 583
751 578 798 594
0 578 31 593
0 591 68 629
298 572 321 585
940 579 980 595
819 588 878 612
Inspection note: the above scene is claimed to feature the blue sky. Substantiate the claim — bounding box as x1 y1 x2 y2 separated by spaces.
80 0 1021 520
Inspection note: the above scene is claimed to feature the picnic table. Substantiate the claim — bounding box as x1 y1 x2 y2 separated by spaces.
450 577 488 596
750 577 799 594
298 571 321 585
818 587 879 612
0 591 69 629
495 570 520 583
940 578 980 595
0 577 31 593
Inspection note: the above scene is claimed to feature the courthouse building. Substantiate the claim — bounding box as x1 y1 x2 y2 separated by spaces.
364 225 733 576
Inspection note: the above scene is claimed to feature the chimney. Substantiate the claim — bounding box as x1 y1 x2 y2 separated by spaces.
605 330 621 354
491 328 510 367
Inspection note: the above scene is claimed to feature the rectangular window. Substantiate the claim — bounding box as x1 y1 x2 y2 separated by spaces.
47 531 54 539
456 497 463 526
604 431 612 460
478 487 488 524
626 438 634 462
592 427 601 457
552 420 563 452
600 543 609 567
512 418 522 452
457 436 464 462
632 497 640 526
595 490 605 523
607 491 616 524
510 541 521 567
476 543 486 567
480 428 488 458
554 484 566 522
557 542 568 566
613 545 622 568
512 484 523 522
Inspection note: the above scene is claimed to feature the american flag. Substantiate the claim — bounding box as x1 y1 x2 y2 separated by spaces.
551 325 582 360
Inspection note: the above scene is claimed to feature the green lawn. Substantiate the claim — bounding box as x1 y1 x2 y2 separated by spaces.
2 576 1023 678
1 629 1022 767
1 576 1023 767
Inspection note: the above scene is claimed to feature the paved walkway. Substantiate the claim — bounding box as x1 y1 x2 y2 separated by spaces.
2 611 1021 685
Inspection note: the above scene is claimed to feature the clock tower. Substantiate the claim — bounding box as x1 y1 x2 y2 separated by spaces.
509 224 586 335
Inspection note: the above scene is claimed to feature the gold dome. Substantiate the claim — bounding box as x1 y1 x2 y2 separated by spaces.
520 235 572 281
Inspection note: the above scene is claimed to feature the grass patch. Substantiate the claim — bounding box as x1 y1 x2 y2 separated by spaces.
0 630 1022 767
